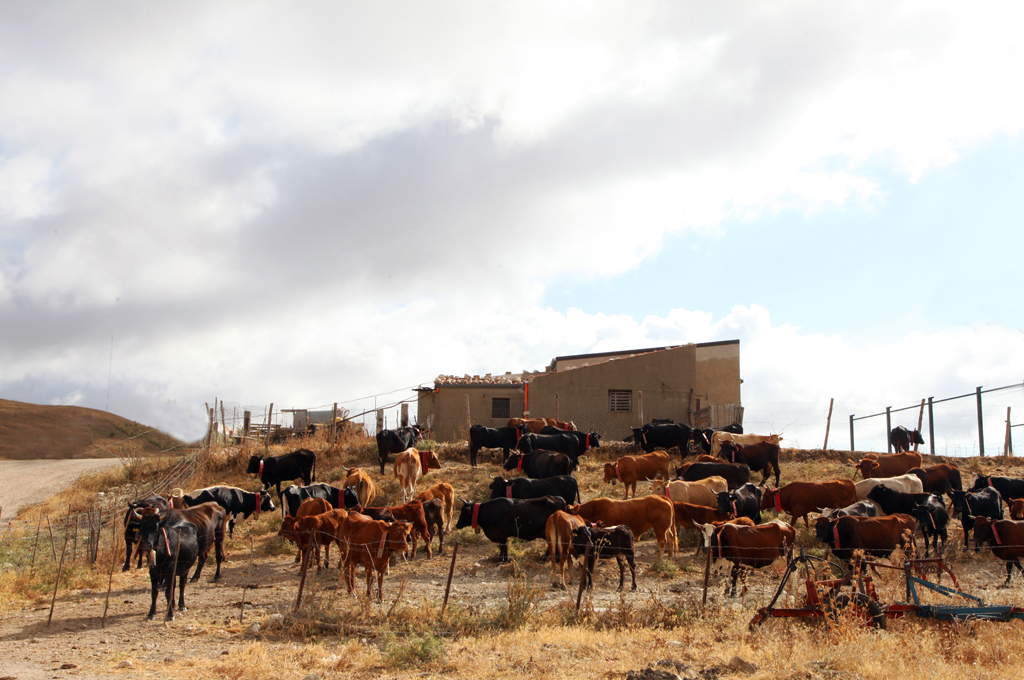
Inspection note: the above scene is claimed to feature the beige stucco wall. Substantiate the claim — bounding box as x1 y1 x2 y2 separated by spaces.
693 341 742 407
417 385 525 442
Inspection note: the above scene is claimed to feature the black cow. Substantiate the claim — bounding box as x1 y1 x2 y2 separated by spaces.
281 483 358 518
718 440 781 488
570 525 637 591
488 475 580 505
139 510 199 621
421 498 446 556
716 483 762 524
866 484 932 515
693 424 744 454
376 426 424 474
969 476 1024 504
822 501 880 519
676 462 750 490
914 494 949 557
182 486 274 537
538 427 602 456
469 425 524 466
518 433 581 456
503 450 575 479
950 487 1003 547
122 495 172 571
630 423 695 457
455 496 567 562
246 449 317 502
890 426 925 453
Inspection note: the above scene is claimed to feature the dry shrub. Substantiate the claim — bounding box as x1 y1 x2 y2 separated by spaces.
493 559 543 630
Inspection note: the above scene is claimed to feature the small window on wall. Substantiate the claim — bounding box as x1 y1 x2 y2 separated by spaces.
609 390 632 412
492 397 511 419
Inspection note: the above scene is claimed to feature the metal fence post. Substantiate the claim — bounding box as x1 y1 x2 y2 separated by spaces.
976 386 985 457
927 397 935 456
849 414 855 451
885 407 892 453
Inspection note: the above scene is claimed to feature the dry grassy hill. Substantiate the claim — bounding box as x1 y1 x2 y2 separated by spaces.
0 398 186 459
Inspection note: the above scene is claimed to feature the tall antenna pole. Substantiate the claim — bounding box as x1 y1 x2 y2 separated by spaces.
105 336 113 411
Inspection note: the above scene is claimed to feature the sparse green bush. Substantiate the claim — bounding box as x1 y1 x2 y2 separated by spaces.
649 559 678 579
381 632 445 668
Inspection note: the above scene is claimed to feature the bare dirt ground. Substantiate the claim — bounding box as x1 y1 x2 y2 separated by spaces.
0 459 122 522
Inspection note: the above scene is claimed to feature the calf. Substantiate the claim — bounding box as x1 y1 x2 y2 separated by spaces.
906 464 963 494
701 521 794 597
281 483 358 518
182 486 274 538
716 483 762 524
950 488 1003 548
415 482 455 532
456 496 568 562
761 480 857 528
279 497 332 564
508 417 575 433
295 509 348 572
914 495 949 557
420 498 446 556
973 518 1024 586
570 496 676 560
342 467 377 507
138 510 199 621
489 475 580 505
545 510 587 588
718 440 781 488
651 477 726 508
337 513 412 601
394 448 440 502
571 525 637 591
672 501 734 555
504 450 575 479
469 425 524 465
604 452 671 499
247 449 316 502
379 499 432 559
815 514 917 563
866 484 930 516
1012 499 1024 521
676 462 750 490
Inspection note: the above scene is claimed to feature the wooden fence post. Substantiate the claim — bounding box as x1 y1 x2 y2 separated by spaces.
243 411 251 439
265 403 274 452
240 536 255 622
440 542 459 620
702 536 712 605
47 526 71 625
576 543 592 611
823 398 834 450
331 403 338 440
1005 407 1013 457
915 399 926 453
102 520 118 628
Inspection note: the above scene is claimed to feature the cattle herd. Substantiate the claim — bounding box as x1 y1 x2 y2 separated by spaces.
121 420 1024 622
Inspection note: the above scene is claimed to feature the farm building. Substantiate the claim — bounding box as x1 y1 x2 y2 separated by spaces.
415 340 742 442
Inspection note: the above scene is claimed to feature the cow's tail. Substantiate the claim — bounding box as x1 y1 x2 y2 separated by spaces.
576 484 581 505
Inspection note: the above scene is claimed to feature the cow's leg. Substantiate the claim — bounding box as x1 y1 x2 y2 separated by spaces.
616 555 626 591
190 548 208 583
377 565 386 603
164 571 176 621
177 572 188 614
627 553 637 591
422 528 432 559
123 530 136 571
228 516 236 539
1005 561 1015 587
729 564 740 597
499 541 509 563
147 568 159 619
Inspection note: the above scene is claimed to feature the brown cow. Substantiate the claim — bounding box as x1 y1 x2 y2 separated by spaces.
394 448 441 502
853 452 923 480
569 496 676 560
279 497 332 564
338 513 412 602
378 499 432 559
906 464 963 494
671 501 734 556
415 482 455 532
295 508 348 572
545 510 587 588
508 417 576 433
761 480 857 529
1011 499 1024 521
342 467 377 507
973 517 1024 585
816 513 917 563
604 452 671 499
718 439 781 488
701 521 795 596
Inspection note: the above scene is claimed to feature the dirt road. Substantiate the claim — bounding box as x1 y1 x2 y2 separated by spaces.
0 458 122 521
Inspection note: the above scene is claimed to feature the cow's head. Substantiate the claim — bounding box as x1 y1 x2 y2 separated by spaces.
693 430 712 452
854 459 879 480
503 454 523 472
719 440 739 462
912 430 926 445
387 521 412 554
488 477 507 494
570 526 595 554
715 491 735 517
278 516 298 542
259 491 275 513
423 450 441 470
342 486 359 508
814 516 834 544
651 480 667 497
675 463 691 480
603 463 618 484
245 456 262 474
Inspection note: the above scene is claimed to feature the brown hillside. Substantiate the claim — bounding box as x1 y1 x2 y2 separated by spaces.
0 399 186 460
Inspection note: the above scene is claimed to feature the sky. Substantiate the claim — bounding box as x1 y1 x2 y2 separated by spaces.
1 1 1022 450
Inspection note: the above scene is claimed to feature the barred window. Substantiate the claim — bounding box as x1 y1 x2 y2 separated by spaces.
492 397 511 419
608 390 632 412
